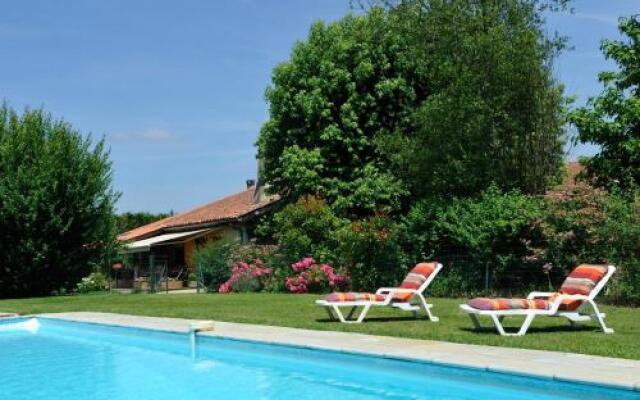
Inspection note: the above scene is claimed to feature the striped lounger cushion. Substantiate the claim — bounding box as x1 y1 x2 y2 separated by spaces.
467 264 609 312
467 298 551 311
557 264 608 311
394 262 438 301
325 292 386 302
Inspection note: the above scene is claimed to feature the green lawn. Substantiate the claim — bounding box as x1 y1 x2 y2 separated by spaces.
1 293 638 360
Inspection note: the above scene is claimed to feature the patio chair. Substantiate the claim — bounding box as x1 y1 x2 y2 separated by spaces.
315 262 443 324
459 264 616 336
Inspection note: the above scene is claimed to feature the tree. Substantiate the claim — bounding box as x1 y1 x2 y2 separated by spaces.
570 15 640 193
257 10 418 216
117 211 171 233
381 0 567 198
0 104 119 298
258 1 568 215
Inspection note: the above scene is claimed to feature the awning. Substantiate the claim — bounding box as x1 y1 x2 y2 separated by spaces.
122 229 209 253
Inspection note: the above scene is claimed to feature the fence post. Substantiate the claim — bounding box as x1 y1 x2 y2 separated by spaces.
149 254 156 293
196 262 201 294
484 263 490 294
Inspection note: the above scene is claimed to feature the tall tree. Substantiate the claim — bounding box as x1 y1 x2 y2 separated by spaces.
0 104 119 298
258 1 568 215
257 10 419 216
381 0 567 198
570 15 640 193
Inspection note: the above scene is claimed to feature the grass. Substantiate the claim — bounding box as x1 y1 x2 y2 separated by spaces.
1 293 638 360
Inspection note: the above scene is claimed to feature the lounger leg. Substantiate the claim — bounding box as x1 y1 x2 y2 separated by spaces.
331 305 348 323
468 313 483 330
324 306 337 321
331 305 371 324
417 294 439 322
516 313 535 336
490 313 535 336
587 300 614 334
346 306 358 320
490 314 508 336
355 304 372 323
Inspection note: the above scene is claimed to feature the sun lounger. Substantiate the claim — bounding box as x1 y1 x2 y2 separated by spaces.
460 264 616 336
316 262 443 323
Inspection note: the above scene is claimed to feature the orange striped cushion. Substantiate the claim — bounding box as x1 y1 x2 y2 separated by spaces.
325 292 386 302
395 262 437 302
468 298 551 310
557 264 608 311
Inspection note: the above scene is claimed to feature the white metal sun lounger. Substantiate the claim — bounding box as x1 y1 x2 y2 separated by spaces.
460 264 616 336
316 262 443 324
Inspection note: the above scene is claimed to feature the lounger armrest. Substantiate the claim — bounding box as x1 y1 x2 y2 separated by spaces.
375 287 416 295
549 294 589 310
526 291 556 299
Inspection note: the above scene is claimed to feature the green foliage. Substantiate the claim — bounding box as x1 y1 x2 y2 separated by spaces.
401 186 546 295
257 10 415 215
599 192 640 305
259 2 567 215
543 188 640 305
269 196 348 265
194 239 236 292
384 0 566 198
76 272 108 293
336 215 406 291
570 16 640 193
0 104 118 298
116 212 171 233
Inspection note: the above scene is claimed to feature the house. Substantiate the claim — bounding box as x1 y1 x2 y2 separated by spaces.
116 180 278 290
545 161 591 201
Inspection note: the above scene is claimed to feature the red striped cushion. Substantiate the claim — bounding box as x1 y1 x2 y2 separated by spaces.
557 264 608 310
395 262 437 301
325 292 386 302
468 298 551 310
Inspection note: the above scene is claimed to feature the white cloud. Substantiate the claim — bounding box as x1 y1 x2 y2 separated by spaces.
572 12 619 26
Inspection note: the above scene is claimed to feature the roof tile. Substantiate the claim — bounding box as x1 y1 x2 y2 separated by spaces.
118 187 278 242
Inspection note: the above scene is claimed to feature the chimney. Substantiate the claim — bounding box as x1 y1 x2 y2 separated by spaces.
246 179 256 189
253 157 266 204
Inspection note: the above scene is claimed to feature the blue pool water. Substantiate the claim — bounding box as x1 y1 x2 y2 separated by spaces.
0 318 637 400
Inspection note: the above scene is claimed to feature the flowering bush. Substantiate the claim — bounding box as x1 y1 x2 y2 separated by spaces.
218 259 272 293
285 257 348 293
76 272 107 293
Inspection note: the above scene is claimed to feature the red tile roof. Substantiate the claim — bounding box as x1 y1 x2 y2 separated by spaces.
118 187 279 242
545 161 592 200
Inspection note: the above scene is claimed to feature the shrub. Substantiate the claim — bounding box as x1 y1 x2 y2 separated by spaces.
285 257 348 293
401 186 546 296
76 272 107 293
543 188 640 305
336 215 406 291
0 105 118 298
218 260 272 293
599 192 640 305
193 239 236 292
267 196 347 265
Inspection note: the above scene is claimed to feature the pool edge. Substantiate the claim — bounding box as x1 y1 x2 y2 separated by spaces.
33 312 640 393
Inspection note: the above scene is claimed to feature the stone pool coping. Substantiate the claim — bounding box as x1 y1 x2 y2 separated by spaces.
35 312 640 391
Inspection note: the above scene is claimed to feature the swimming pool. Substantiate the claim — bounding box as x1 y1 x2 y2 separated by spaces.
0 317 637 400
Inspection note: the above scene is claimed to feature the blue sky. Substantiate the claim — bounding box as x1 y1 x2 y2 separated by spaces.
1 0 638 213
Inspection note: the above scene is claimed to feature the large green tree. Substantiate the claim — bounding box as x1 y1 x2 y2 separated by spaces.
257 10 419 216
258 1 567 215
570 15 640 193
0 104 119 298
381 0 567 198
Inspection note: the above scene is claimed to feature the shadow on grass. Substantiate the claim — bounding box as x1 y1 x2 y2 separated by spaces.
315 316 435 323
458 324 598 335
